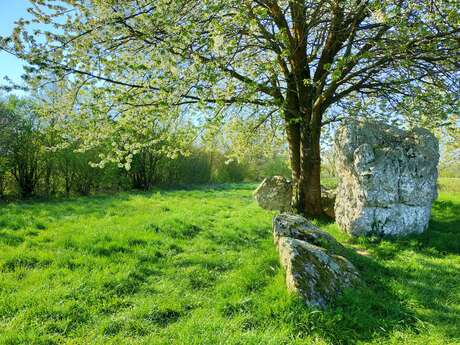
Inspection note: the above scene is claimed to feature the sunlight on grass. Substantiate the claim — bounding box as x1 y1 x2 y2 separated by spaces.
0 183 459 344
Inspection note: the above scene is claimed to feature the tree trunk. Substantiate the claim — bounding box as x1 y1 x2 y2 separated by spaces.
0 174 4 199
286 122 302 210
299 121 322 217
283 65 323 217
65 176 71 198
286 116 323 218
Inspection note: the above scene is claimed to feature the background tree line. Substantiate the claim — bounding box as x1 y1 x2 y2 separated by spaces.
0 95 291 200
1 93 458 201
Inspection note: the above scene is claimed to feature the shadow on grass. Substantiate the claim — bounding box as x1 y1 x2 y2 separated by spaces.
422 199 460 254
306 197 460 344
293 248 418 344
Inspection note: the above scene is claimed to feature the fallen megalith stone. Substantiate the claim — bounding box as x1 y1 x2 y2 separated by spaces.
321 186 336 219
334 119 439 237
254 176 292 212
254 176 336 217
273 213 344 254
273 213 360 308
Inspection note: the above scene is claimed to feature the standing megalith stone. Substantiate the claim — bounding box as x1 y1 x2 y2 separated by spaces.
334 119 439 237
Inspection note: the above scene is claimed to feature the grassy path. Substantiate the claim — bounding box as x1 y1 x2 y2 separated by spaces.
0 183 459 344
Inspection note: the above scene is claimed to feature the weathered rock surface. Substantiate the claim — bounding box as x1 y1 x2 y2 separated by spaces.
254 176 292 212
254 176 337 217
334 119 439 237
273 213 344 254
273 213 360 308
321 187 336 219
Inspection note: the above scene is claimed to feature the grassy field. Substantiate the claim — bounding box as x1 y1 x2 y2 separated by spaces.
0 179 459 345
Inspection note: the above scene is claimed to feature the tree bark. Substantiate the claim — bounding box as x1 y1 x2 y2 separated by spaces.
286 121 302 211
285 111 323 218
299 121 322 217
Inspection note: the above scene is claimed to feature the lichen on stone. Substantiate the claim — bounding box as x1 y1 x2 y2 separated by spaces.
334 119 439 237
253 176 292 212
273 213 360 308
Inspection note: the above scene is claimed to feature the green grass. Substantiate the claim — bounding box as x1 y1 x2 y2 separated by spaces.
0 182 459 345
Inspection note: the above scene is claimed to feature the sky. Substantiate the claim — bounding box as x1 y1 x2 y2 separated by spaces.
0 0 31 91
